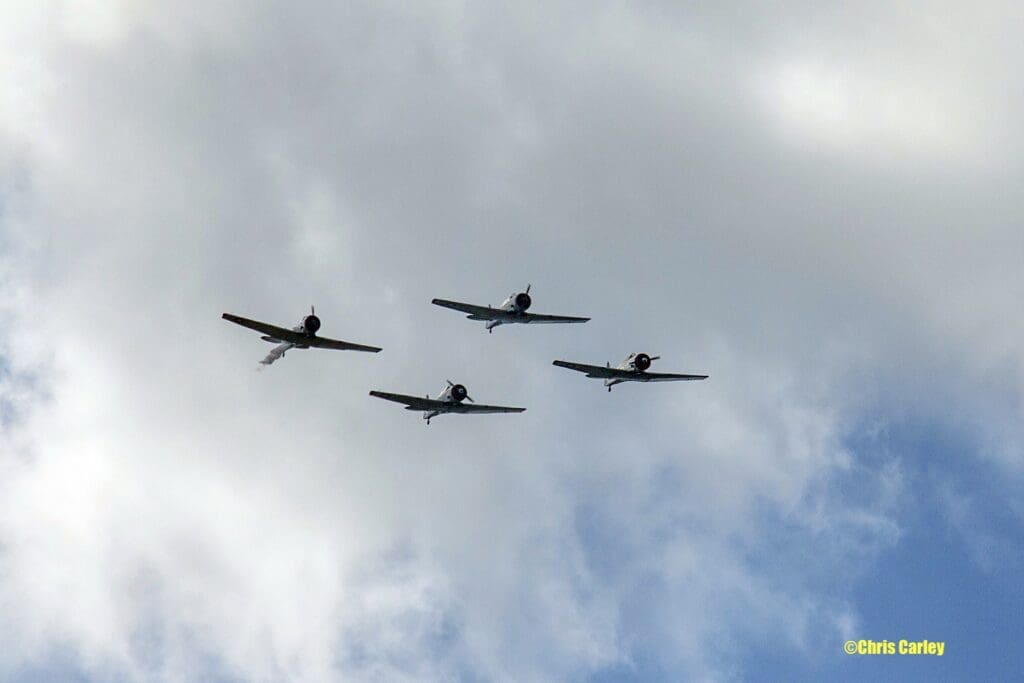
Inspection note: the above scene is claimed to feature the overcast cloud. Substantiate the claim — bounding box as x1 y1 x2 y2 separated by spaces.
1 2 1022 681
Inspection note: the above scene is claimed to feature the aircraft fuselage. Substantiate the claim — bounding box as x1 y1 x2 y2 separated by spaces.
484 290 532 332
423 382 470 424
604 352 657 390
259 316 318 364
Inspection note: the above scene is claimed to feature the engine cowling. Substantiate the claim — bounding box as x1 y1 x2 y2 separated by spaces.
514 292 532 311
633 353 651 371
450 384 468 402
302 314 321 335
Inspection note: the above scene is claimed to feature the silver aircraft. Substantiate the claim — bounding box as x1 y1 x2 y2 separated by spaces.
553 353 708 392
369 380 525 424
222 307 382 366
431 285 590 333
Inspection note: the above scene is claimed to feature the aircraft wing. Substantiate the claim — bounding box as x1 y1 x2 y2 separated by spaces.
431 299 505 321
520 312 590 325
369 391 525 414
552 360 707 381
222 313 301 342
552 360 623 379
369 391 444 411
309 337 382 353
635 371 708 382
223 313 381 352
445 402 526 414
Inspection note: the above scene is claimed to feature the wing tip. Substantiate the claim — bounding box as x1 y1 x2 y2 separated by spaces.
358 346 384 353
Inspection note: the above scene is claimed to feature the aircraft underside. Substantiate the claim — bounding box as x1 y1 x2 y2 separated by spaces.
604 377 626 391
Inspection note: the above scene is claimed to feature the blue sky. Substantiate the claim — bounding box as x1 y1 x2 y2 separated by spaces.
1 2 1022 681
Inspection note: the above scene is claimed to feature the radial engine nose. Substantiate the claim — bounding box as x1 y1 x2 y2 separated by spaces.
514 292 532 311
633 353 651 371
303 314 321 335
451 384 468 402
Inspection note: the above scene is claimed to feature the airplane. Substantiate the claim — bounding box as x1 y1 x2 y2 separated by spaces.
431 285 590 333
552 353 708 392
369 380 526 424
222 306 382 365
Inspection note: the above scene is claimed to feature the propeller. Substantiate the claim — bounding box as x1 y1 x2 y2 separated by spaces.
311 305 315 315
525 283 531 293
650 356 661 361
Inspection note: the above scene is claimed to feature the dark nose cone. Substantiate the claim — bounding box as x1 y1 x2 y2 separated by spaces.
634 353 651 371
451 384 468 401
304 314 321 334
514 292 532 311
